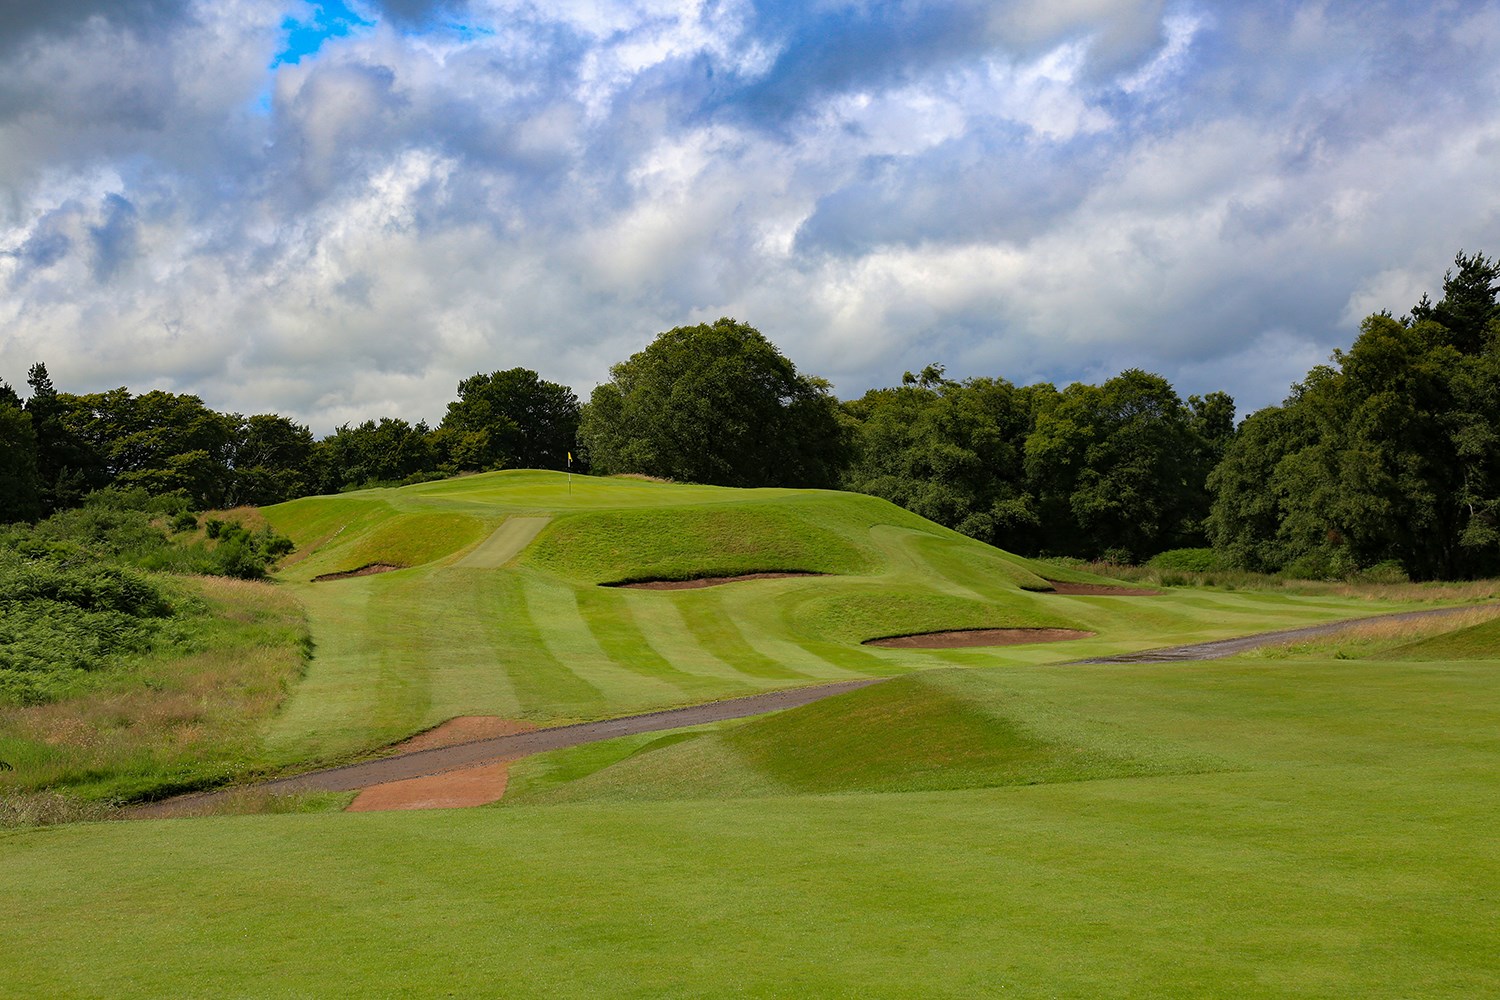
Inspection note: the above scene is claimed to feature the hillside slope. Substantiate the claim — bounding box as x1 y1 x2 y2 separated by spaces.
260 470 1423 763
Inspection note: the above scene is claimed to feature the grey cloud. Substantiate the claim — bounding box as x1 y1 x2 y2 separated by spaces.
794 131 1106 255
89 194 140 283
7 223 73 276
0 0 190 52
372 0 466 28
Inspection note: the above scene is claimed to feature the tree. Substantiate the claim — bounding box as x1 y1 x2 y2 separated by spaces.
578 318 847 487
841 373 1037 549
231 414 316 505
0 384 42 522
1207 249 1500 579
437 368 580 472
314 418 435 492
1024 370 1210 561
61 388 239 508
23 363 101 513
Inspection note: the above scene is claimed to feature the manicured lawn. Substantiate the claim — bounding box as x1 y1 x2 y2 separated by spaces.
258 471 1441 765
7 651 1500 997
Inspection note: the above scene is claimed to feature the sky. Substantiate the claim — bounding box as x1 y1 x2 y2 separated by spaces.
1 0 1497 433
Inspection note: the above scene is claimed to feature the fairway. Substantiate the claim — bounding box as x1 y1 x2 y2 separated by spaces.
7 651 1500 997
8 470 1499 998
256 470 1437 765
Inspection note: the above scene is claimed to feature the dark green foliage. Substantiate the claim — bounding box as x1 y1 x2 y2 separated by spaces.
578 318 848 488
0 491 295 703
438 368 580 472
230 414 315 506
0 387 42 523
840 373 1039 551
0 551 175 704
1208 250 1500 579
844 367 1228 561
60 387 239 508
23 363 101 514
313 417 435 492
1146 548 1221 572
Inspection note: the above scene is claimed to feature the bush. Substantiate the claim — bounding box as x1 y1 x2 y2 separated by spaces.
1353 560 1410 584
1147 548 1221 572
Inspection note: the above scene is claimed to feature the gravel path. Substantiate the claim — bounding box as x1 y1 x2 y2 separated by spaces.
131 679 881 818
1070 604 1491 663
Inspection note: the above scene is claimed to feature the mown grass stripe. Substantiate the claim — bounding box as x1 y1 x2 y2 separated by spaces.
574 588 734 699
673 592 808 680
519 575 683 711
483 573 604 719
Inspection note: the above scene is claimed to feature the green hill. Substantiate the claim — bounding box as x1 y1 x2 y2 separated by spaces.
258 470 1430 765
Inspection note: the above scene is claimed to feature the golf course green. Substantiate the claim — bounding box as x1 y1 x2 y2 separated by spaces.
6 470 1498 997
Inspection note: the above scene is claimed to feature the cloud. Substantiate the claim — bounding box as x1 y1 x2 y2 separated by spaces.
1 0 1498 434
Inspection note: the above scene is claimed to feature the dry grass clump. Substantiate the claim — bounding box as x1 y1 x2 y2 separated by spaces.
0 790 116 827
1247 604 1500 660
1076 561 1500 603
0 578 309 817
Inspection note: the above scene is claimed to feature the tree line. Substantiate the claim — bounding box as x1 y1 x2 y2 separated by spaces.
2 250 1495 579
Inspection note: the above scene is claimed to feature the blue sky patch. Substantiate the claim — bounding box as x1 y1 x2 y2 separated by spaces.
272 1 373 68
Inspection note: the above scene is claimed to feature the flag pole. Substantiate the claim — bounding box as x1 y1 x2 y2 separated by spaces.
567 451 573 495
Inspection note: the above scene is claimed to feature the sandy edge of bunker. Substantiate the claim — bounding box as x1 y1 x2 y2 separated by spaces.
864 627 1097 649
312 563 405 582
606 571 829 590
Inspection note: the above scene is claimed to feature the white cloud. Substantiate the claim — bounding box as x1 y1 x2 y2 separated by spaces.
2 0 1498 433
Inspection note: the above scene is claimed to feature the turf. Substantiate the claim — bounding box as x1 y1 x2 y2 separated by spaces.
7 651 1500 997
250 471 1450 765
7 470 1500 995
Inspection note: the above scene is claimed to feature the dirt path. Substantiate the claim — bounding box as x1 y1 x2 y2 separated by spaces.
1071 604 1493 663
131 679 881 818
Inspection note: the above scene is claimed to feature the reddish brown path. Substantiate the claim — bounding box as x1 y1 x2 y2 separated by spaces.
132 679 882 818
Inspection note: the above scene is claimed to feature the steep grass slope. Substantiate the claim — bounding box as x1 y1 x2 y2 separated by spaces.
259 471 1436 763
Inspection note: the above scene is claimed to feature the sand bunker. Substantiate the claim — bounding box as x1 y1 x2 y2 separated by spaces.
346 717 539 812
864 627 1096 649
608 571 827 590
347 760 514 811
1042 581 1162 596
312 563 403 582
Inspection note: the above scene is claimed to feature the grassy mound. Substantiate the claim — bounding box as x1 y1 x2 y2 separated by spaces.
523 504 878 584
1387 614 1500 660
253 470 1447 762
507 668 1221 805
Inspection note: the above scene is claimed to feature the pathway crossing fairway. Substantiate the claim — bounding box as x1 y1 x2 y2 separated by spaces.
454 516 551 568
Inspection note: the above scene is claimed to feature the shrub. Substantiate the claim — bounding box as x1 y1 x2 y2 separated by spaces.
1147 548 1221 572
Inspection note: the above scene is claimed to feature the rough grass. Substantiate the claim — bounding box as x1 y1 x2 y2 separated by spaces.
1386 613 1500 660
1243 605 1500 661
1072 558 1500 602
0 576 309 817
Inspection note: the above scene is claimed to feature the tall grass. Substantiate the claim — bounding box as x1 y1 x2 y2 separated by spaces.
0 576 310 823
1047 557 1500 603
